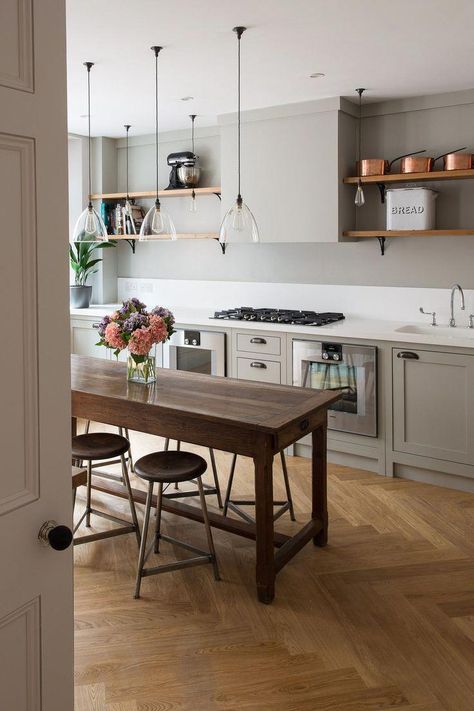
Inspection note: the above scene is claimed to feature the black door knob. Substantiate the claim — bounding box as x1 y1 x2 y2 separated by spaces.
38 521 73 551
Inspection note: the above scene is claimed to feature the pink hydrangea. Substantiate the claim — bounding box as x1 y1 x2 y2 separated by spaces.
128 327 154 356
149 315 168 344
105 322 126 350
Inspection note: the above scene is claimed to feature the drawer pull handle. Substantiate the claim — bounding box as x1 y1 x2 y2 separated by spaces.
250 361 267 369
397 351 419 360
250 337 267 344
92 323 101 329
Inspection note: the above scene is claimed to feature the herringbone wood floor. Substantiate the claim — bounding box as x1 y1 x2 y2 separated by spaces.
74 424 474 711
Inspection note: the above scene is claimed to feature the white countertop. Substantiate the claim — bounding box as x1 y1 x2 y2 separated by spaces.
71 304 474 349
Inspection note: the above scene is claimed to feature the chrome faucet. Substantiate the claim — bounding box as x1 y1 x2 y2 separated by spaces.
449 283 465 327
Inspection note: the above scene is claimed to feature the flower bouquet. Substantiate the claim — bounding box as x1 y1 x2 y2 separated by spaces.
97 298 175 384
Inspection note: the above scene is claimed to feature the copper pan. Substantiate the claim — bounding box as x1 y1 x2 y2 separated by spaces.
442 148 471 170
400 147 468 173
356 151 425 177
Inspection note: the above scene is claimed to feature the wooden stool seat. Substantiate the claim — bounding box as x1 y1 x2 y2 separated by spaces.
72 433 129 461
134 451 207 484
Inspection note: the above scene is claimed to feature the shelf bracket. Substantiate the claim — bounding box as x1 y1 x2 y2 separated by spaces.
377 236 386 256
377 183 386 203
125 238 136 254
214 237 226 255
213 192 222 201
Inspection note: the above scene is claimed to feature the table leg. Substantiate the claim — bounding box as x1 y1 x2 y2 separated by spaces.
254 436 275 604
312 421 328 546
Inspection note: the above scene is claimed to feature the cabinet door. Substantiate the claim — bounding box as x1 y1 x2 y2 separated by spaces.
393 349 474 464
70 319 106 359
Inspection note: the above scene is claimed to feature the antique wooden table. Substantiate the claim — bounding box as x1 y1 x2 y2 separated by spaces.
71 355 339 603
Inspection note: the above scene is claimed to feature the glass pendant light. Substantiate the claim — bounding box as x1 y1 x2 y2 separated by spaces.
72 62 108 242
122 124 137 234
140 46 176 241
219 26 259 254
355 87 366 208
189 114 197 213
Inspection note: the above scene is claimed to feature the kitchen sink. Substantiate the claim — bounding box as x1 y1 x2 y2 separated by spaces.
395 324 474 338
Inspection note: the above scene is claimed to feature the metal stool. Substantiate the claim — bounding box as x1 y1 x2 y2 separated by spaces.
164 439 223 508
223 450 296 523
83 420 134 481
134 450 220 599
72 432 140 546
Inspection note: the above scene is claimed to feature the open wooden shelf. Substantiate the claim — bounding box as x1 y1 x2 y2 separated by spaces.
343 229 474 238
91 186 221 200
343 169 474 185
113 232 218 241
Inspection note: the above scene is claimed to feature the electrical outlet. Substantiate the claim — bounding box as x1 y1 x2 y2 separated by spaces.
126 280 137 292
140 282 154 294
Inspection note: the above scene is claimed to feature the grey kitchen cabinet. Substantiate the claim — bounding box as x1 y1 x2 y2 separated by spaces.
70 318 106 359
219 99 355 243
392 348 474 465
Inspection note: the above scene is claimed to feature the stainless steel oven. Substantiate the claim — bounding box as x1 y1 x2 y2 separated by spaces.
163 329 226 376
293 340 377 437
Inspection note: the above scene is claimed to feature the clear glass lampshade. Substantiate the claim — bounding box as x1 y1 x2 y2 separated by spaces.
354 183 365 207
219 198 259 248
189 192 197 213
123 200 137 235
139 202 177 241
72 204 108 242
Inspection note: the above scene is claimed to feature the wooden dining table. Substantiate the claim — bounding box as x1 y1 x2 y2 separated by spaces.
71 354 340 603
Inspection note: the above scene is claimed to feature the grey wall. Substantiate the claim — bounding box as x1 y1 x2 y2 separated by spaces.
114 91 474 288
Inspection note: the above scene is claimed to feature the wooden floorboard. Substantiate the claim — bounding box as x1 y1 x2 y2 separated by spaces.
74 423 474 711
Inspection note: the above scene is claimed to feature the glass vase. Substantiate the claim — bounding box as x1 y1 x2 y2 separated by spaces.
127 349 156 384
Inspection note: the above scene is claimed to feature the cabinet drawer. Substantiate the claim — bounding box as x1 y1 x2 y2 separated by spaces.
236 333 281 356
236 357 281 384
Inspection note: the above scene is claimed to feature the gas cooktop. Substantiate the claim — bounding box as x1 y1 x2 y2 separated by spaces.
211 307 345 326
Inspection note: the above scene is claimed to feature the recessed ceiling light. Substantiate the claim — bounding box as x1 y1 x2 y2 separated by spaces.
180 96 194 102
310 72 325 79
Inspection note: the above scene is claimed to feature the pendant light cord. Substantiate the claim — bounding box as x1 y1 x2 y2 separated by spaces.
124 124 131 200
233 27 245 203
237 31 241 199
84 62 93 207
356 88 365 185
190 114 196 200
152 47 162 208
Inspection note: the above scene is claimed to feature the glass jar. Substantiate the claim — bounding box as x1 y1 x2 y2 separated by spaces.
127 347 156 384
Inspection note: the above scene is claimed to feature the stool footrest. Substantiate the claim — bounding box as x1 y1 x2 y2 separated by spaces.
163 486 218 500
227 499 290 524
74 525 136 546
89 507 136 529
158 532 213 558
142 555 212 578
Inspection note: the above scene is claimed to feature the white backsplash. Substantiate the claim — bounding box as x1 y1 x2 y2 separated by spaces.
117 278 474 326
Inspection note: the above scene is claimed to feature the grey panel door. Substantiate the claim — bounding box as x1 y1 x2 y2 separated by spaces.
393 348 474 464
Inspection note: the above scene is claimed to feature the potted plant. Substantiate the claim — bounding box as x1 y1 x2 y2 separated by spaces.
69 240 116 309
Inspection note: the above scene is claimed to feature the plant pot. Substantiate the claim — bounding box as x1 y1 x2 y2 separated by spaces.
70 285 92 309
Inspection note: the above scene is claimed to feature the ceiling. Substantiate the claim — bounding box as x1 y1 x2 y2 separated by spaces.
66 0 474 138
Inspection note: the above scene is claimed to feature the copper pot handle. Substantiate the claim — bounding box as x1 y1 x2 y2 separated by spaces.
388 150 426 170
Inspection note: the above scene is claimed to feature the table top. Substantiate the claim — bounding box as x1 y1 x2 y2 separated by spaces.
71 355 339 435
